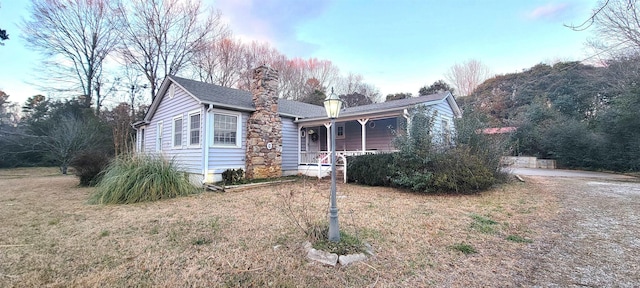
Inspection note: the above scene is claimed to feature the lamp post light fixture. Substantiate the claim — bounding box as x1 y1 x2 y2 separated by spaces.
324 87 342 242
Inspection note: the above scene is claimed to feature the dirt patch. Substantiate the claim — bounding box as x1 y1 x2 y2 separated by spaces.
1 168 637 286
512 177 640 287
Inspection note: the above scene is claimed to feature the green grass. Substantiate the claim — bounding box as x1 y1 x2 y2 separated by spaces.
89 155 199 204
313 231 366 255
470 214 499 234
450 243 477 254
506 234 533 243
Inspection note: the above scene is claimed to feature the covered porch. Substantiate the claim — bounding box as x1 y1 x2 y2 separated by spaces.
295 109 409 179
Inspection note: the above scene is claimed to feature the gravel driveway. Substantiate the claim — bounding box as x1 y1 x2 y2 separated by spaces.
511 171 640 287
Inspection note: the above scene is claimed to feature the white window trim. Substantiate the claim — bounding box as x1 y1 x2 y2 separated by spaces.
188 110 202 148
336 122 346 139
173 115 183 148
210 109 242 148
156 121 163 152
139 127 145 153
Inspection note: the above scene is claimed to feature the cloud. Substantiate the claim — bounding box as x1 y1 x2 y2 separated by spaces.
215 0 332 57
527 2 570 20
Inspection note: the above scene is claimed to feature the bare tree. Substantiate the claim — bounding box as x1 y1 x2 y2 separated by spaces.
101 102 134 156
237 41 282 90
192 37 221 84
93 66 121 115
22 0 123 108
270 57 341 101
305 58 340 93
213 38 244 87
445 59 492 97
119 0 227 101
336 72 381 104
589 0 640 55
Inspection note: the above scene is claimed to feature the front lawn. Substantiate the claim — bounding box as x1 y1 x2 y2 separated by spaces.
0 168 556 287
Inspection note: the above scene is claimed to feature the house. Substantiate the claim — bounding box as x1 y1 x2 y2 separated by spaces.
133 66 462 184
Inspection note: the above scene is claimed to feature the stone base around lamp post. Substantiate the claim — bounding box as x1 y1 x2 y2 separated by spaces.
302 241 374 267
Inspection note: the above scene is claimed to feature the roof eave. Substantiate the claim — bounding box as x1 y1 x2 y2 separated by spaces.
203 101 255 113
202 101 304 118
295 106 410 124
132 120 149 129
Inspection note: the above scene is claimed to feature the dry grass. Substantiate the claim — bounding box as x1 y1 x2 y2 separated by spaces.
0 168 558 287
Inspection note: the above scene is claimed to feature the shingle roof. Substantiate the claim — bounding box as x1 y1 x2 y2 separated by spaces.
167 75 455 119
340 92 450 116
169 75 326 118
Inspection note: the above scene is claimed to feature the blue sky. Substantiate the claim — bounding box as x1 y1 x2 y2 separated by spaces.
1 0 598 105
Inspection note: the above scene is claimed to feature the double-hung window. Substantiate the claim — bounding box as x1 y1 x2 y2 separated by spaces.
173 116 183 147
156 121 163 151
189 112 201 146
212 112 240 147
336 123 345 139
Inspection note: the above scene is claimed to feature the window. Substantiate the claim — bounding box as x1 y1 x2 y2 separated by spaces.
212 112 240 147
336 123 345 139
173 116 183 147
189 112 201 146
168 84 175 99
139 127 145 152
156 121 163 151
442 119 451 145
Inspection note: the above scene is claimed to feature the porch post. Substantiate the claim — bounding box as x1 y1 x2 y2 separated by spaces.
324 122 332 152
298 126 302 166
403 109 411 136
357 118 369 152
305 128 309 153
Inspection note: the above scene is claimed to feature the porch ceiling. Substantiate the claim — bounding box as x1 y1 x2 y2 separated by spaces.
295 108 406 127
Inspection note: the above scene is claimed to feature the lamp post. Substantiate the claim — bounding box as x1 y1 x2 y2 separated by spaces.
324 88 342 242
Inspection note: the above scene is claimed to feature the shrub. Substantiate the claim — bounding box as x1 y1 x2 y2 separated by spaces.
389 108 437 192
90 155 198 204
454 109 510 182
346 153 395 186
70 150 112 186
429 146 496 193
221 168 245 185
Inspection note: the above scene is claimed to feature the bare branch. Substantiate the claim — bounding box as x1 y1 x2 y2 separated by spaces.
22 0 123 107
118 0 228 100
445 59 492 97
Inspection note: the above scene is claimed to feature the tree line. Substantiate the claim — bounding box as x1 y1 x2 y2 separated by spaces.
461 56 640 171
18 0 381 112
458 0 640 172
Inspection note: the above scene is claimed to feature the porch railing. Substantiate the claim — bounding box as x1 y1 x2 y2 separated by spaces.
314 152 347 183
299 150 389 165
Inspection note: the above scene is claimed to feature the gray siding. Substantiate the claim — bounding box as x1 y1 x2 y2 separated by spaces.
421 100 456 143
317 118 399 152
360 118 398 151
304 98 457 153
146 84 203 174
282 117 298 171
206 110 249 173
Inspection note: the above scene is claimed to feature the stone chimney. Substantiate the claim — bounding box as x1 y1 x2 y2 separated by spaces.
245 65 282 179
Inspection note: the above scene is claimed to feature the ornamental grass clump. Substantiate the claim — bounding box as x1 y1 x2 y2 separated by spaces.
90 155 198 204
